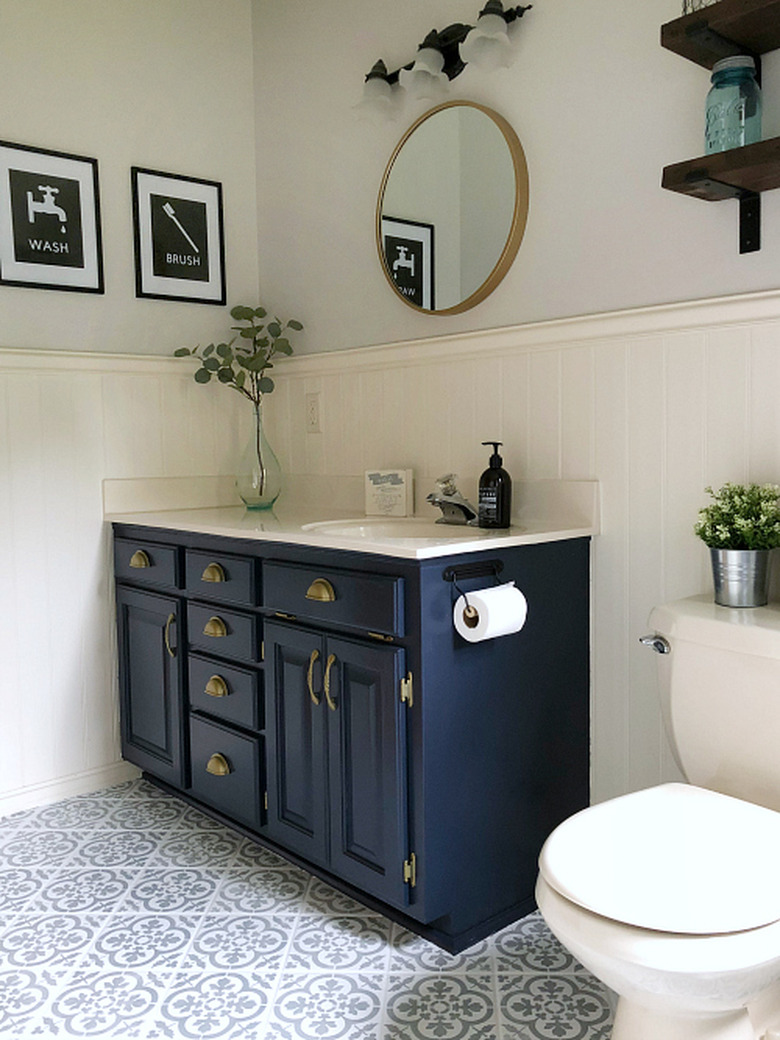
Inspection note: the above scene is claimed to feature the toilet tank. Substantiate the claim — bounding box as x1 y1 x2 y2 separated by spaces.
650 595 780 812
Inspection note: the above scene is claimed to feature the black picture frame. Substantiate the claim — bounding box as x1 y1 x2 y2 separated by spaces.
0 139 104 293
381 215 434 311
131 167 226 305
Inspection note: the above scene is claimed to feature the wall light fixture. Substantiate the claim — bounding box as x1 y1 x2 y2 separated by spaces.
357 0 531 121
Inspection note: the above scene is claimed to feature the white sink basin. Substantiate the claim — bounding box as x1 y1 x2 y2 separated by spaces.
301 517 487 540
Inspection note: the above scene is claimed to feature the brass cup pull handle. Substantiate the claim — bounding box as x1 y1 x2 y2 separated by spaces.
206 753 231 776
205 675 229 698
306 578 336 602
164 613 176 658
324 653 337 711
307 649 321 706
129 549 151 569
203 616 228 638
201 562 226 583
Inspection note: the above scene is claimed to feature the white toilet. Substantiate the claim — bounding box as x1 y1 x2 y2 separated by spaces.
536 595 780 1040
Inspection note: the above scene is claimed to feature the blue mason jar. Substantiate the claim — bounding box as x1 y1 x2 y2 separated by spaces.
705 55 762 154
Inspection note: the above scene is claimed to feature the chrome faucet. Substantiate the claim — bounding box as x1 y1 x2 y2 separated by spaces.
426 474 478 525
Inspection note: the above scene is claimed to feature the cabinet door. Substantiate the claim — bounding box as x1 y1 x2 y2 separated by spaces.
116 586 185 788
326 636 410 909
265 622 328 864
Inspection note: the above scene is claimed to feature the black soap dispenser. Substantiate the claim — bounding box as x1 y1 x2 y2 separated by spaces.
478 441 512 529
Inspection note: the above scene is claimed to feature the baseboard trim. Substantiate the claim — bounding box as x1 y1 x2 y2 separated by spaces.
0 761 141 818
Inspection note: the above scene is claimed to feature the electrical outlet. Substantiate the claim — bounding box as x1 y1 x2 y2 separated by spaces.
305 392 321 433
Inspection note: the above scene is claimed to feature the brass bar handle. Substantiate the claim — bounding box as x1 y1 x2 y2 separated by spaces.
205 675 229 698
203 616 228 638
324 653 337 711
206 753 231 776
306 578 336 602
307 649 321 706
129 549 151 569
201 562 226 583
164 612 176 658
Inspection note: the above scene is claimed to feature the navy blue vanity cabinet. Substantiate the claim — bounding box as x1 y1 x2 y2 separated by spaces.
265 619 410 910
113 522 591 954
114 539 186 788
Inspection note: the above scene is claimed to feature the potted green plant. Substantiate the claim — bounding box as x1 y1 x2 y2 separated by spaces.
175 304 303 509
694 482 780 606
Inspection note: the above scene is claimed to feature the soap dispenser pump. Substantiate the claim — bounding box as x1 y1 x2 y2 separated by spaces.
478 441 512 529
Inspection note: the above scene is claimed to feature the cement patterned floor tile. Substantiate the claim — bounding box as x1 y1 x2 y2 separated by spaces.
498 973 613 1039
286 914 392 972
210 866 310 914
267 972 383 1039
384 973 498 1039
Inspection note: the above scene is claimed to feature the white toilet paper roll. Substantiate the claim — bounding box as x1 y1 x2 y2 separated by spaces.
453 581 528 643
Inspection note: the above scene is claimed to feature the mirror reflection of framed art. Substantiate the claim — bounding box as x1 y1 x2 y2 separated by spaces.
131 166 226 304
381 215 434 311
0 139 103 293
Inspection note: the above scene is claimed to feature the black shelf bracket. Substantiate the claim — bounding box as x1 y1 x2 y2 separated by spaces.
682 171 761 253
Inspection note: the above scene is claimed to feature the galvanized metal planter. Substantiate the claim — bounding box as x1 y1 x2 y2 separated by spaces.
710 548 772 608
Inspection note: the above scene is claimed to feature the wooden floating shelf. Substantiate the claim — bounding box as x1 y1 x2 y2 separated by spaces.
661 0 780 68
663 136 780 200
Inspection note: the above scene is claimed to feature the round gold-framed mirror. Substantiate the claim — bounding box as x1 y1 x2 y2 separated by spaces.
376 101 528 315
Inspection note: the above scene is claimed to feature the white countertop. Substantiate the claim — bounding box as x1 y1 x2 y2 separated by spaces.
105 479 599 560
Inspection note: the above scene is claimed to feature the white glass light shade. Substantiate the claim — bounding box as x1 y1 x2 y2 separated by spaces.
460 13 514 70
354 76 400 122
398 47 449 101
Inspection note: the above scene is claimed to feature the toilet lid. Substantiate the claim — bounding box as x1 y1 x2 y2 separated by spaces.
539 783 780 934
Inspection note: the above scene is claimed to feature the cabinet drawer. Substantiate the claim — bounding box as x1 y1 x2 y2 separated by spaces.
264 561 404 637
187 603 261 662
186 550 258 607
115 538 179 590
189 715 263 830
189 654 262 731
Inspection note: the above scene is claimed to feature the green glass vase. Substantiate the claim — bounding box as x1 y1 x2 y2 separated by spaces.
236 401 281 510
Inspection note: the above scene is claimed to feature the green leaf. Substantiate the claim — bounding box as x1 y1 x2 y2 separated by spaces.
230 305 255 321
239 328 257 339
194 369 212 384
237 355 252 369
217 367 234 383
173 347 191 356
203 357 221 371
235 371 246 389
267 321 281 339
254 307 267 318
216 342 233 359
203 343 215 357
273 338 293 355
246 354 268 372
259 376 275 394
287 319 303 331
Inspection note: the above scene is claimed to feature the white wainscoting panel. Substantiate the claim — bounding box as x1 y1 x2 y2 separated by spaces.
0 350 246 815
263 290 780 804
4 290 780 813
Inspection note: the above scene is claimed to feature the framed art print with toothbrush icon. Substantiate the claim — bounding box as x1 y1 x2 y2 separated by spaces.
0 139 104 293
131 166 226 304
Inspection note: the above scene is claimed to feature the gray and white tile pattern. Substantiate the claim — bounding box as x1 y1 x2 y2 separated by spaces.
0 780 613 1038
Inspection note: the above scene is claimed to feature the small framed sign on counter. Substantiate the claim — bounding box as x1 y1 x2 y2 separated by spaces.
365 469 414 516
0 139 103 293
131 167 226 304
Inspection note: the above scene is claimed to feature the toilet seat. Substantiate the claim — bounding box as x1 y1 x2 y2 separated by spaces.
539 783 780 935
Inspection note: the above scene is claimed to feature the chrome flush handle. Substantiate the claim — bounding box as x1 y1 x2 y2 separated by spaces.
639 634 671 655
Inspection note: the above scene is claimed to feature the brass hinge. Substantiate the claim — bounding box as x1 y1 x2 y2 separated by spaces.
403 852 417 887
400 672 413 707
264 791 268 812
260 640 265 662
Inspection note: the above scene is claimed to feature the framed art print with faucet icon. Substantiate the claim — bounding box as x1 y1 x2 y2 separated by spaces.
380 214 435 310
0 139 104 293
